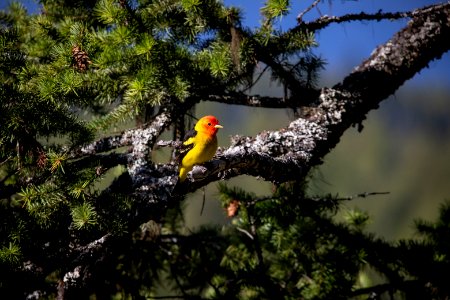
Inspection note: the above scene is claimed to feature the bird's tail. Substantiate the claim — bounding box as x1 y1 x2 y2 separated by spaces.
178 167 188 183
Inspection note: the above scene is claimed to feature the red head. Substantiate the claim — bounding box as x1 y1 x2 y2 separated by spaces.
194 115 223 136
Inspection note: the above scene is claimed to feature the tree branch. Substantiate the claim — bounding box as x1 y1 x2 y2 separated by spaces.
296 2 450 32
72 110 173 158
126 111 173 176
205 91 319 108
297 0 322 22
120 1 450 211
72 132 129 157
254 48 319 101
168 2 450 191
57 2 450 295
298 9 413 31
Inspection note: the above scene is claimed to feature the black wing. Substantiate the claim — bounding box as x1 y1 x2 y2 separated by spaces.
176 129 197 163
183 128 197 141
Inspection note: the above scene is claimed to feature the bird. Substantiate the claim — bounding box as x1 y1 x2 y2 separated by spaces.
177 115 223 182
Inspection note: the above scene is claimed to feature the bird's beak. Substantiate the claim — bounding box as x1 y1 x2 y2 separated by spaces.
214 125 223 129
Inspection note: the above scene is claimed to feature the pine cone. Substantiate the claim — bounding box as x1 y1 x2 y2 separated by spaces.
226 200 240 218
71 45 91 71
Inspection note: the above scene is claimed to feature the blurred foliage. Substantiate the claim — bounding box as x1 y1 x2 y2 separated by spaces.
308 85 450 240
128 181 450 299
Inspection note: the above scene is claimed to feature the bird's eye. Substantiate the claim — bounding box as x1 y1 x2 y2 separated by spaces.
207 122 211 126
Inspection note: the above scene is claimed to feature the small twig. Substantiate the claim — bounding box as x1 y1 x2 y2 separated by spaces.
0 156 12 166
336 191 390 201
206 92 307 108
240 65 270 93
300 10 413 31
200 187 206 216
236 227 254 240
185 112 199 122
146 296 184 299
297 0 322 22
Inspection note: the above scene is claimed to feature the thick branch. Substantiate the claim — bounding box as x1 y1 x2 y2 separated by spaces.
126 111 172 176
60 234 116 297
72 110 173 158
73 133 129 157
71 109 173 180
341 2 450 105
179 88 346 190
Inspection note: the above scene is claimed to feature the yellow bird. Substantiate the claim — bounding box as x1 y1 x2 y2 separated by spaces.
178 115 223 182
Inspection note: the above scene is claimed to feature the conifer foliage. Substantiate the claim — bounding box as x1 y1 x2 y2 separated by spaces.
1 0 450 299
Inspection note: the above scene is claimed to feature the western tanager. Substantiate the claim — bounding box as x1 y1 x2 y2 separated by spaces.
178 115 223 182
